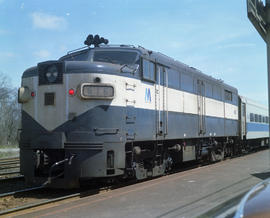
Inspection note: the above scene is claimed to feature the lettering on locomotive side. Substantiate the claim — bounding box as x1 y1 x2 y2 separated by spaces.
145 88 151 103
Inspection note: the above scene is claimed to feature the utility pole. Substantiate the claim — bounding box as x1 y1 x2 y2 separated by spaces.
247 0 270 152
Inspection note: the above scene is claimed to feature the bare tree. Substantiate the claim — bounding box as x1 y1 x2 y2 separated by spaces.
0 73 10 101
0 72 20 146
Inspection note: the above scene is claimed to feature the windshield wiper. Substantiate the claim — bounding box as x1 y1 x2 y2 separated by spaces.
120 64 139 74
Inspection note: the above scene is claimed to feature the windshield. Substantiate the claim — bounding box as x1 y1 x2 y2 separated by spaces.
59 50 90 61
93 51 138 65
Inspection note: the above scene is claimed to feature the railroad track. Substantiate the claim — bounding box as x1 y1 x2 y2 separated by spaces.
0 155 250 217
0 186 44 198
0 183 115 216
0 157 82 216
0 191 81 216
0 156 19 163
0 160 229 216
0 175 24 183
0 156 20 178
0 148 268 216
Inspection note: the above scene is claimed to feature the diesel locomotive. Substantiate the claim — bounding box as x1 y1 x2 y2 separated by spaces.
18 35 269 188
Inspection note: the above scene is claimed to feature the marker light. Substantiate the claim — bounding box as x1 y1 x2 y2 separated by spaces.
69 88 75 96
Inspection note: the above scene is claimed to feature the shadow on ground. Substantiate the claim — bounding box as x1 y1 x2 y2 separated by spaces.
252 171 270 180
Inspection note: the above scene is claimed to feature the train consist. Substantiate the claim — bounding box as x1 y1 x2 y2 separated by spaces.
18 35 269 188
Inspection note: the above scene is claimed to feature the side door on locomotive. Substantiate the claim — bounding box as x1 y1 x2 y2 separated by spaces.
239 97 247 141
155 64 168 139
196 79 206 136
139 58 169 141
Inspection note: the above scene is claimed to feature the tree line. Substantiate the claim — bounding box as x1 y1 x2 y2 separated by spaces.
0 73 20 146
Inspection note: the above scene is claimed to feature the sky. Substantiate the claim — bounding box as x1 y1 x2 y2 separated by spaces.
0 0 268 104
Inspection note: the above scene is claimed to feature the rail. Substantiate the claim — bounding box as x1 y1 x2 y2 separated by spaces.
0 192 81 216
0 156 20 178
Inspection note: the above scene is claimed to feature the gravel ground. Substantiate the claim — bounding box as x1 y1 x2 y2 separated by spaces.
0 186 78 212
0 178 36 212
0 195 30 211
0 151 67 213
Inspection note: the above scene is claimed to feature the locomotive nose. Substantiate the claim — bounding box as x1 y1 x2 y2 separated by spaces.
33 61 67 131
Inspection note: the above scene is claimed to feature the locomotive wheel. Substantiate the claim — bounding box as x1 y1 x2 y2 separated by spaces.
210 149 224 162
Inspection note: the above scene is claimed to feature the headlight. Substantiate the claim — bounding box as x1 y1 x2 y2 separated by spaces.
80 83 114 99
18 86 31 103
46 65 59 83
38 61 63 85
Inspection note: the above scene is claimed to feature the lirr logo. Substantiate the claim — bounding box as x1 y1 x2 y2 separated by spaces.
145 88 151 103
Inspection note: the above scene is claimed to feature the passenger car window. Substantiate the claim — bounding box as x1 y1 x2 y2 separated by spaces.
255 114 258 122
250 113 254 122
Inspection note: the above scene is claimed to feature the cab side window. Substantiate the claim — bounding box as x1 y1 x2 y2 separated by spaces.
142 59 155 82
225 90 232 101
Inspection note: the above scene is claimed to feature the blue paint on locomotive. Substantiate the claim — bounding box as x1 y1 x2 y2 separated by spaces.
20 105 238 148
246 122 269 132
